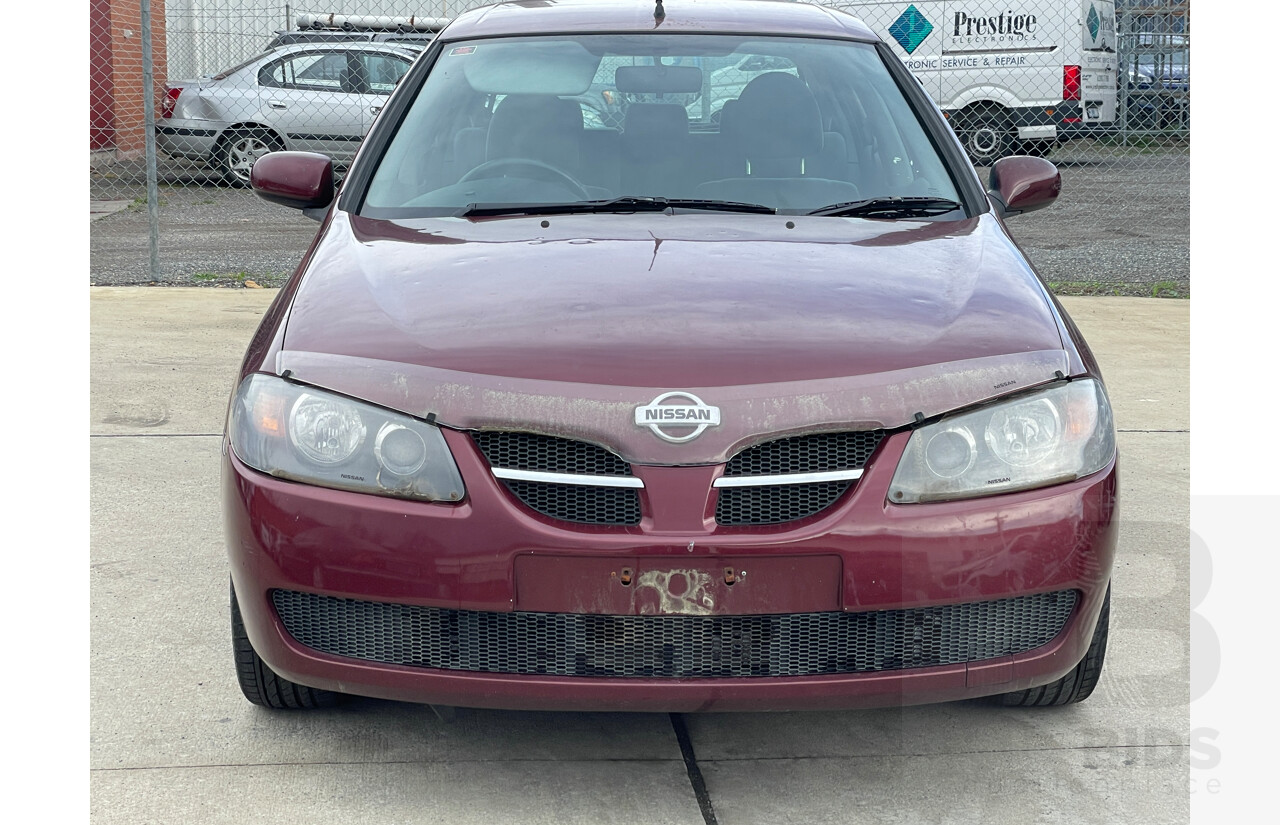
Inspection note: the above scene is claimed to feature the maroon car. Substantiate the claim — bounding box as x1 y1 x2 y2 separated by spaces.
225 0 1117 712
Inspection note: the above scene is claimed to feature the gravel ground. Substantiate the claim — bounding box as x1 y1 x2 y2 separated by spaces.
89 140 1189 297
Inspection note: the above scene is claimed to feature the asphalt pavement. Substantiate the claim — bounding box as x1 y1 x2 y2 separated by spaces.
89 145 1190 296
89 288 1190 825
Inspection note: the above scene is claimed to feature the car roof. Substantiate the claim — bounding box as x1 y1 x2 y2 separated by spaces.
269 30 435 45
261 41 423 58
439 0 877 42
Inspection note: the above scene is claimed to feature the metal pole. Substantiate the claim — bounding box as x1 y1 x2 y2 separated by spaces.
141 0 161 280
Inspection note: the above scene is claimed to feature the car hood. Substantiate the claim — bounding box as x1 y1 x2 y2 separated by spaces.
278 211 1068 464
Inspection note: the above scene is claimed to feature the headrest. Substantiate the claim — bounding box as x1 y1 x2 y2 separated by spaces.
725 72 823 160
487 95 583 162
622 104 689 156
622 103 686 139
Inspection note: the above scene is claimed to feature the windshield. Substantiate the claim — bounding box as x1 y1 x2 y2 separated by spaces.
361 34 962 218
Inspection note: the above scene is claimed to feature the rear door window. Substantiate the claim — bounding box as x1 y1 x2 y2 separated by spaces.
260 51 349 92
360 53 413 94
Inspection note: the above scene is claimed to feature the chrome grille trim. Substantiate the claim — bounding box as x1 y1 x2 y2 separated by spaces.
714 469 864 488
492 467 645 488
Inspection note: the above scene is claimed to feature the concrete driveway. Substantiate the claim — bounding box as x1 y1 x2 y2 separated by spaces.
90 289 1189 824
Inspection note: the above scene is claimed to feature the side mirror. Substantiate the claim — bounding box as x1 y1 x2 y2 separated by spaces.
250 151 335 220
987 156 1061 218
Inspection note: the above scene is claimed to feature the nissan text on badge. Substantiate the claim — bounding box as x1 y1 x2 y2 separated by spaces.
225 0 1118 713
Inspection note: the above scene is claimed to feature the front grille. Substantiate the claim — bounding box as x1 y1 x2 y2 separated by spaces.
473 431 632 476
716 481 850 526
503 479 641 525
717 431 886 525
474 432 640 525
723 431 885 477
273 589 1077 679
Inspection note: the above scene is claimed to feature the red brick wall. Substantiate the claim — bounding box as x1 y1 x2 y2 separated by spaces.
92 0 168 156
90 0 114 150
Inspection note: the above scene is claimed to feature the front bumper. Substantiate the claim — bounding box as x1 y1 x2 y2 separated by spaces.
223 428 1118 712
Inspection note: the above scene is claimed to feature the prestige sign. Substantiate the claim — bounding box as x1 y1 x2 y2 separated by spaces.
950 8 1043 47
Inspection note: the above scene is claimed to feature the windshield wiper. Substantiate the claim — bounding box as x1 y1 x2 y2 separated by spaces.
460 196 776 218
661 198 776 214
807 197 963 218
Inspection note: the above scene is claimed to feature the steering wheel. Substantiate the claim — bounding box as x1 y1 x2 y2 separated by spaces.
459 158 591 200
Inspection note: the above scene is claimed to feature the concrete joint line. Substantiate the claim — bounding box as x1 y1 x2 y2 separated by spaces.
670 713 719 825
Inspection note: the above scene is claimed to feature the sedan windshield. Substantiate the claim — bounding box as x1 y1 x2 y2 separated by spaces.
361 34 963 218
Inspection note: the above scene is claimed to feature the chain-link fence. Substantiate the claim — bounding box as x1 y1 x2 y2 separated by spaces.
90 1 1188 282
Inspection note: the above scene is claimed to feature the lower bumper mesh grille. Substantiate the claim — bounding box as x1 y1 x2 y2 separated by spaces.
273 589 1077 679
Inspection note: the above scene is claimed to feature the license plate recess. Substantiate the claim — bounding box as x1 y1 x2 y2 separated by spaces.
514 554 842 616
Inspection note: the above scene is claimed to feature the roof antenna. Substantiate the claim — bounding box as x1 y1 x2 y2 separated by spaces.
654 1 666 22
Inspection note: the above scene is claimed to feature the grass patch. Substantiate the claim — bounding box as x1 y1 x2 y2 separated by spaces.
186 271 292 288
191 271 250 282
126 195 169 211
1047 280 1126 297
1047 280 1189 298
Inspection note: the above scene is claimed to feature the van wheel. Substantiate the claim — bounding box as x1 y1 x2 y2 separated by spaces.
956 106 1011 167
991 585 1110 707
231 579 341 709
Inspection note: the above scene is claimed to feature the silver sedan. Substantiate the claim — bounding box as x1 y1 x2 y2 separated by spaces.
157 42 422 186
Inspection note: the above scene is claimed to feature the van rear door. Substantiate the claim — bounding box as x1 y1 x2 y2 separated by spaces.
1079 0 1118 124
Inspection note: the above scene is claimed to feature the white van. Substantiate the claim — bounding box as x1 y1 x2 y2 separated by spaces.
829 1 1118 163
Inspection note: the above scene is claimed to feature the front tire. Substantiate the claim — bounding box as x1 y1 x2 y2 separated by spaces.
955 105 1011 167
231 579 340 709
992 585 1110 707
216 128 281 188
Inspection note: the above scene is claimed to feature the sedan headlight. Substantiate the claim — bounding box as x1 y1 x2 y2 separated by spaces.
228 374 465 502
888 379 1114 504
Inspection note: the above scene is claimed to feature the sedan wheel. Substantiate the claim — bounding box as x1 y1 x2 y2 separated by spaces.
231 579 341 709
990 585 1110 706
218 129 280 188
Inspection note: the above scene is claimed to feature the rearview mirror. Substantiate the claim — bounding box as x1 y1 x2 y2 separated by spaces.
987 156 1061 217
250 151 335 219
614 64 703 94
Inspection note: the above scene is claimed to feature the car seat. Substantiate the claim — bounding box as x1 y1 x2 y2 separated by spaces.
698 72 860 208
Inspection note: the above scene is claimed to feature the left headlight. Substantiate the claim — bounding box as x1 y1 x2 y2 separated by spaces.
227 373 465 502
888 379 1115 504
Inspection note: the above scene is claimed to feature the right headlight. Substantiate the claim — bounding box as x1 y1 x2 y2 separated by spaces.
227 373 465 503
888 379 1115 504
